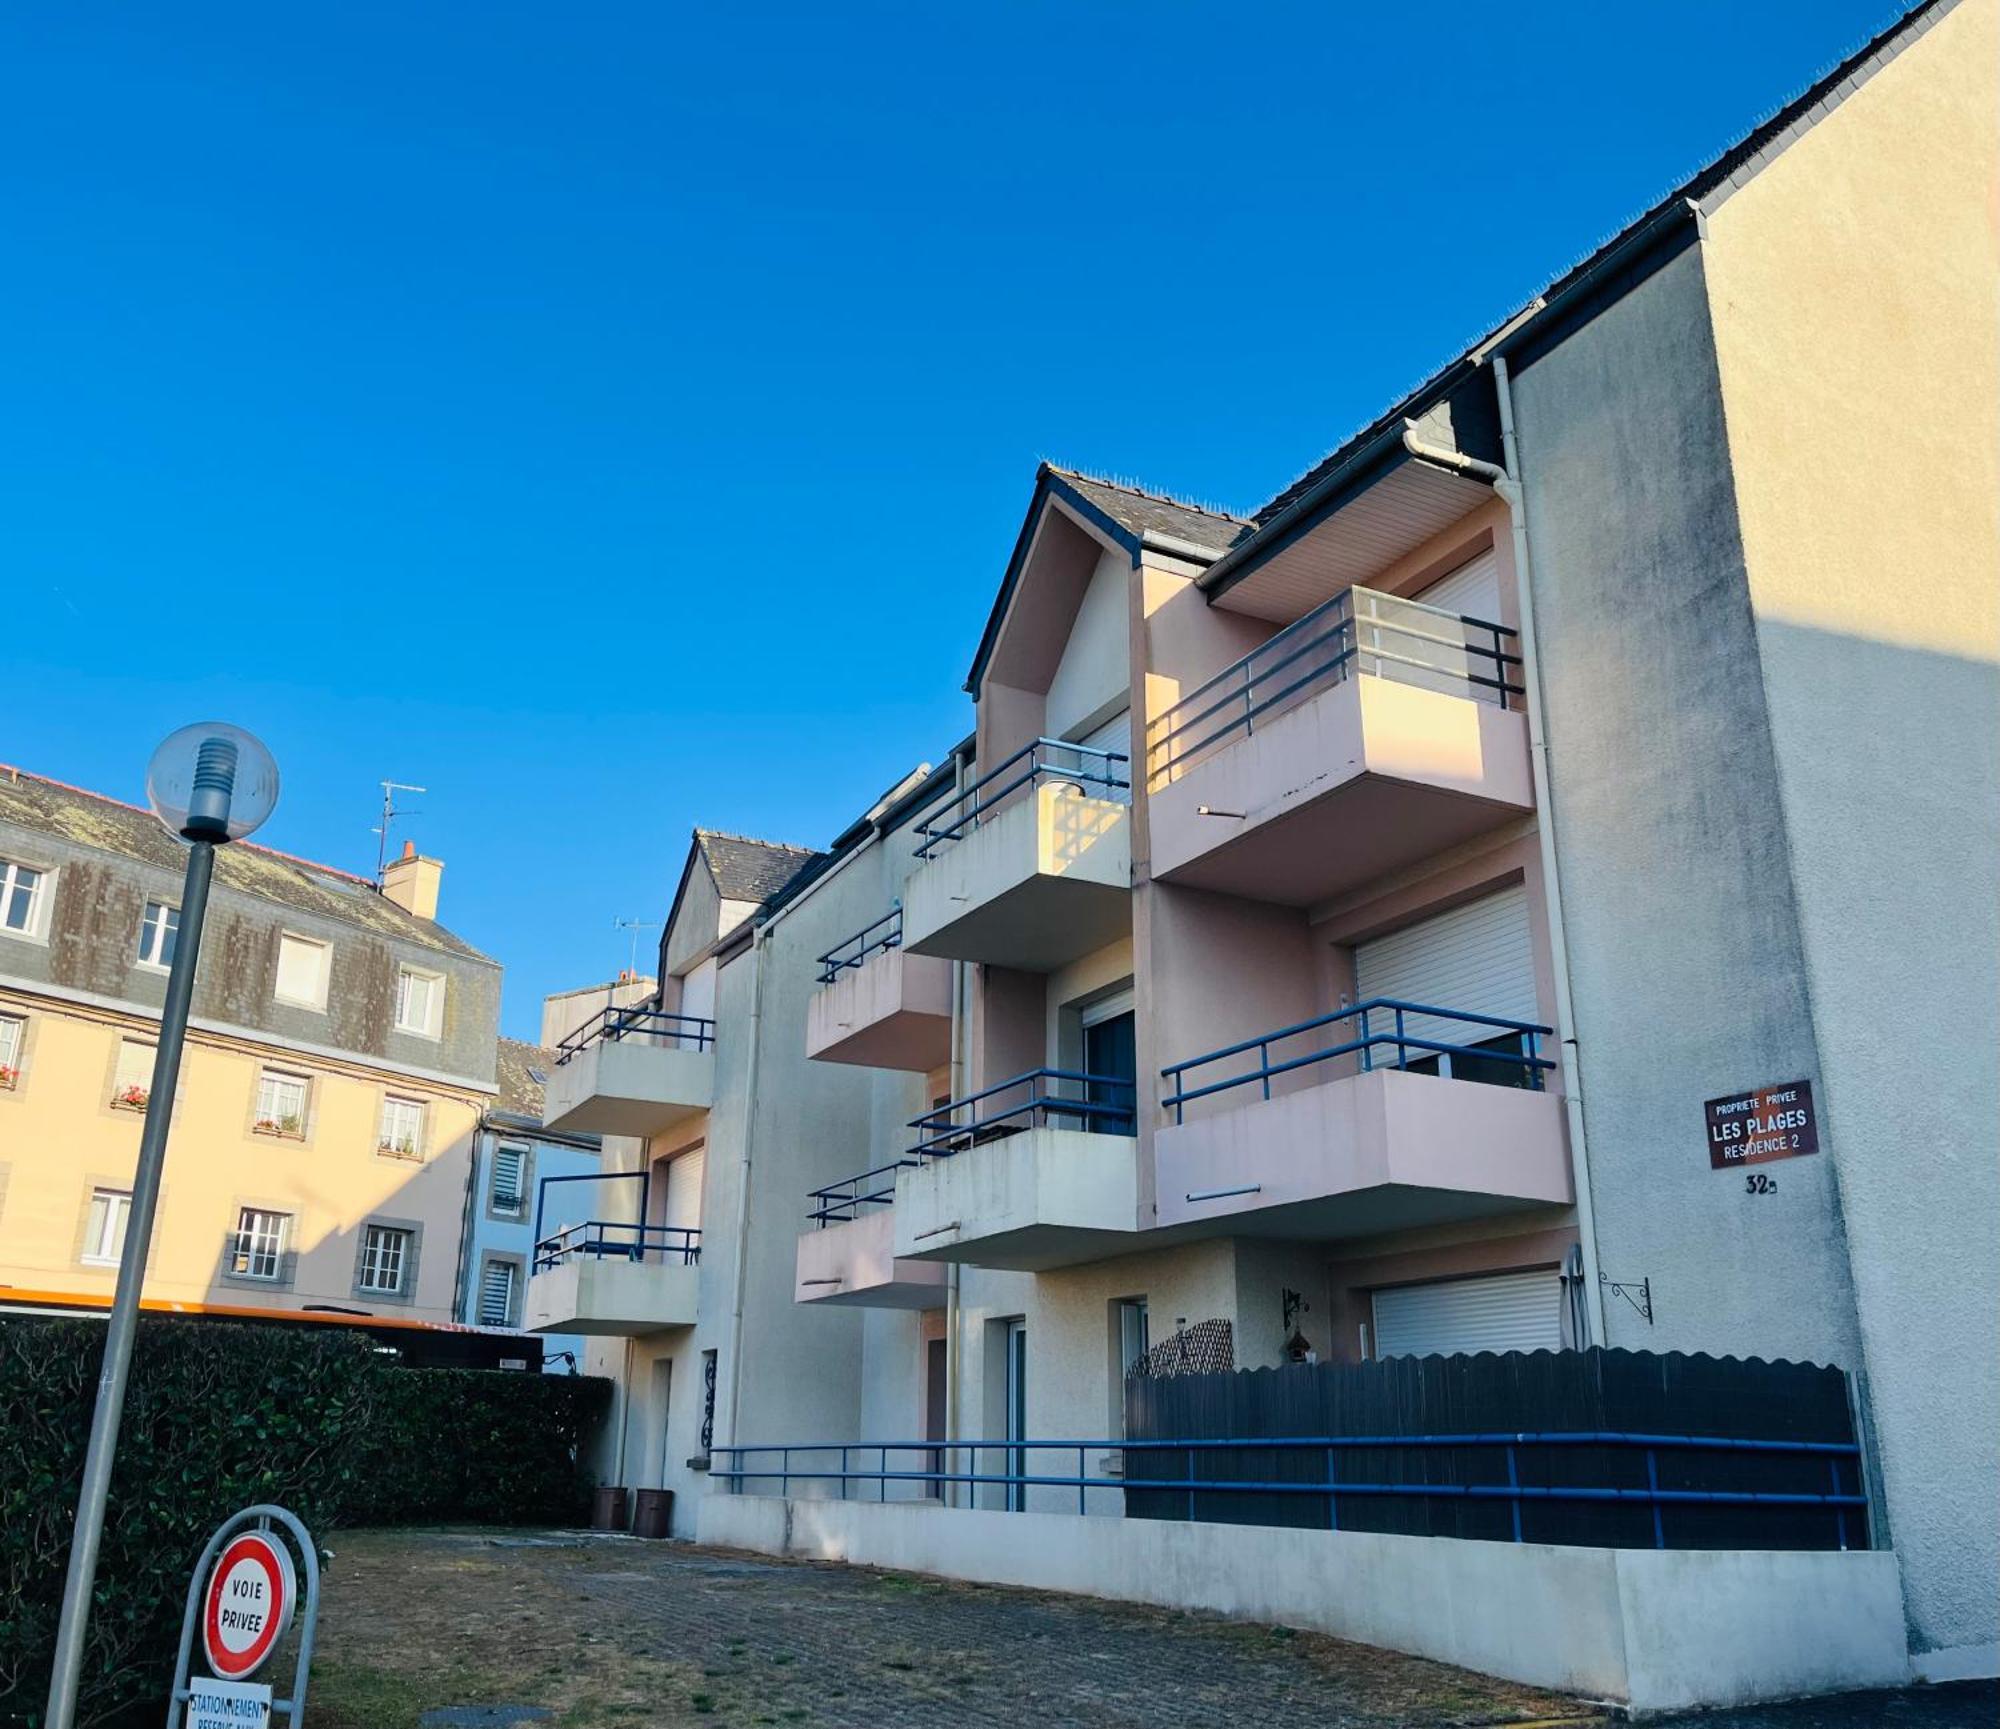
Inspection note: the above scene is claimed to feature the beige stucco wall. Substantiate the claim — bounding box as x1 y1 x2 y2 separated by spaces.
1697 0 2000 1663
0 991 480 1319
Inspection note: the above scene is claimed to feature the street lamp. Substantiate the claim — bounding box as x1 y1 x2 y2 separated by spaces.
43 723 278 1729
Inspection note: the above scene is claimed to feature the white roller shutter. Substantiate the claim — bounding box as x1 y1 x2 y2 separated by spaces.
1353 885 1536 1062
1372 1269 1561 1359
1073 709 1132 803
662 1145 706 1237
1416 546 1501 624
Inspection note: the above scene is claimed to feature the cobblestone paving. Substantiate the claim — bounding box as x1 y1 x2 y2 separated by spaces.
315 1530 1997 1729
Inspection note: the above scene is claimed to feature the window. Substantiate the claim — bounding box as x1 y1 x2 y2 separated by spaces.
0 860 45 936
231 1208 288 1280
358 1225 412 1295
491 1144 528 1216
378 1095 425 1160
112 1039 156 1112
253 1070 309 1138
274 933 330 1010
0 1013 23 1088
477 1258 518 1328
1117 1298 1150 1379
394 967 443 1038
82 1189 132 1266
136 902 180 970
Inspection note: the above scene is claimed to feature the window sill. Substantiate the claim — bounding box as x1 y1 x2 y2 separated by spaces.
253 1126 307 1142
111 1099 151 1114
376 1144 424 1163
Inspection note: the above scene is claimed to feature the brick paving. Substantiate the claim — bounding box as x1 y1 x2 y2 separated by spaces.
315 1529 1996 1729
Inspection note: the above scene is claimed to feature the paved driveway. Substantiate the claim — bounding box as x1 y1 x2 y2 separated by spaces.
310 1529 1994 1729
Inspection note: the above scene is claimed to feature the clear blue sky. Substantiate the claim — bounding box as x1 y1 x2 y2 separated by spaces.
1 1 1899 1041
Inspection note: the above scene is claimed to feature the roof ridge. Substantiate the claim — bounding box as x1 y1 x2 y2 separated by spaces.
0 761 376 887
1044 463 1253 525
694 826 819 854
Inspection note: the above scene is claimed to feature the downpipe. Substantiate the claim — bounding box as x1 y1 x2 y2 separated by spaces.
723 924 769 1457
1488 355 1609 1346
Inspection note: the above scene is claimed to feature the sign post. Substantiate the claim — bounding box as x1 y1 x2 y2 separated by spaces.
168 1507 319 1729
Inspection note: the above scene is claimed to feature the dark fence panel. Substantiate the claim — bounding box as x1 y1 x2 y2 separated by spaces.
1123 1347 1863 1552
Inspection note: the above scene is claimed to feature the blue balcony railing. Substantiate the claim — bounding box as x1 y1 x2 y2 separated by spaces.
1161 998 1553 1124
532 1219 702 1273
913 738 1128 860
909 1067 1137 1158
710 1431 1865 1549
807 1159 920 1227
555 1001 716 1065
815 907 903 985
1146 583 1524 790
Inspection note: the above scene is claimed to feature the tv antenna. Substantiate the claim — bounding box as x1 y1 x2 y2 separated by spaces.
613 916 660 977
374 781 428 884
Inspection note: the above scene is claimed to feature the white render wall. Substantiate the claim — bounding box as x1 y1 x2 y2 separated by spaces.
700 1494 1910 1716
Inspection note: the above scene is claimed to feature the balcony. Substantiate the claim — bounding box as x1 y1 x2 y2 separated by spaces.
794 1163 947 1309
806 909 953 1072
891 1070 1142 1271
1154 999 1570 1237
541 1004 714 1138
1147 586 1534 906
524 1221 701 1336
902 740 1131 973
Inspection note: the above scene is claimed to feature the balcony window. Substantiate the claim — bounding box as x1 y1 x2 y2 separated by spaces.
231 1208 289 1280
378 1094 425 1160
0 860 46 937
254 1069 309 1138
81 1188 132 1267
136 901 179 970
1081 1002 1137 1137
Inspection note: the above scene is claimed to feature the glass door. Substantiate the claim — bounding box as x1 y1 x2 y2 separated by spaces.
1005 1319 1027 1512
1082 1008 1137 1135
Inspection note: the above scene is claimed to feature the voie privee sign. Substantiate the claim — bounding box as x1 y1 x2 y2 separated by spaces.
1705 1078 1819 1169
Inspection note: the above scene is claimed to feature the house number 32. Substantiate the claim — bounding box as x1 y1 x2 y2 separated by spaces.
1745 1173 1779 1195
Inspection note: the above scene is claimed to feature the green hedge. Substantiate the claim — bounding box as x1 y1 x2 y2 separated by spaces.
0 1316 610 1728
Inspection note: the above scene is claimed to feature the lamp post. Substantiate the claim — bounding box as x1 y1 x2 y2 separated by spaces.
43 723 279 1729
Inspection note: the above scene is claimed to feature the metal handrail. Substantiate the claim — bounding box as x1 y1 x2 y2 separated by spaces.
532 1219 702 1272
710 1432 1865 1548
555 1002 716 1065
1146 584 1524 790
807 1159 922 1226
1161 997 1553 1123
914 737 1129 859
815 906 903 985
909 1066 1137 1158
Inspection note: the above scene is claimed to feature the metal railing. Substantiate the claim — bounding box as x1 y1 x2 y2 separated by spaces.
711 1432 1866 1549
910 1067 1137 1158
914 738 1128 859
807 1160 921 1227
815 906 902 985
532 1219 702 1272
555 1001 716 1065
1146 584 1524 790
1161 998 1553 1124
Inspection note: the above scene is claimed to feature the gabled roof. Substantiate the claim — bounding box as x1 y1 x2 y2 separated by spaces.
964 463 1254 693
492 1036 557 1119
0 763 494 964
1210 0 1955 596
694 829 820 905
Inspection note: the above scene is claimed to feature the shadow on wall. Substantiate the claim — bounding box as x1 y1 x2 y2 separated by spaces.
1041 785 1127 878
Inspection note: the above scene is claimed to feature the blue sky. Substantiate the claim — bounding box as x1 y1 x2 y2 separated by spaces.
1 1 1899 1040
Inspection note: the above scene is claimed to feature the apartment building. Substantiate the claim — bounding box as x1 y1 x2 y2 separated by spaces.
0 772 501 1324
458 1035 599 1362
536 0 1995 1697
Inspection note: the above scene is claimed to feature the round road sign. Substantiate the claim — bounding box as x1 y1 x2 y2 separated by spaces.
201 1531 297 1681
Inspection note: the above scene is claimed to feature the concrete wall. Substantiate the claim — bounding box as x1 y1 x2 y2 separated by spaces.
1044 545 1131 741
1696 0 2000 1665
700 1494 1910 1715
1511 242 1869 1374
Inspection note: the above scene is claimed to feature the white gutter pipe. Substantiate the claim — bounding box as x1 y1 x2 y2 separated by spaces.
723 920 769 1454
1487 355 1609 1346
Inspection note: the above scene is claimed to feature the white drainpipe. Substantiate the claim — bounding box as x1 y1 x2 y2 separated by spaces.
723 923 769 1455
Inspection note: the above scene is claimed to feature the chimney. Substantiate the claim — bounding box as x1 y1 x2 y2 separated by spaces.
381 838 443 922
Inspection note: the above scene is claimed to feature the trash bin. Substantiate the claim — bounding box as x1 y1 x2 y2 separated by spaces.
591 1486 629 1532
633 1488 674 1539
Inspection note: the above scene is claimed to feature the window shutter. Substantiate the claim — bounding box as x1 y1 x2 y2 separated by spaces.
1371 1269 1561 1359
115 1041 155 1094
478 1261 517 1327
1354 885 1537 1057
276 934 327 1004
492 1146 526 1212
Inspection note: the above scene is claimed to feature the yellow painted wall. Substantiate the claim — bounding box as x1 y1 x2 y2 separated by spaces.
0 990 480 1320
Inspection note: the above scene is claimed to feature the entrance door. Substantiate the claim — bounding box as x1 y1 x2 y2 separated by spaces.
1081 994 1137 1135
1005 1320 1027 1512
645 1357 674 1490
1371 1269 1561 1359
